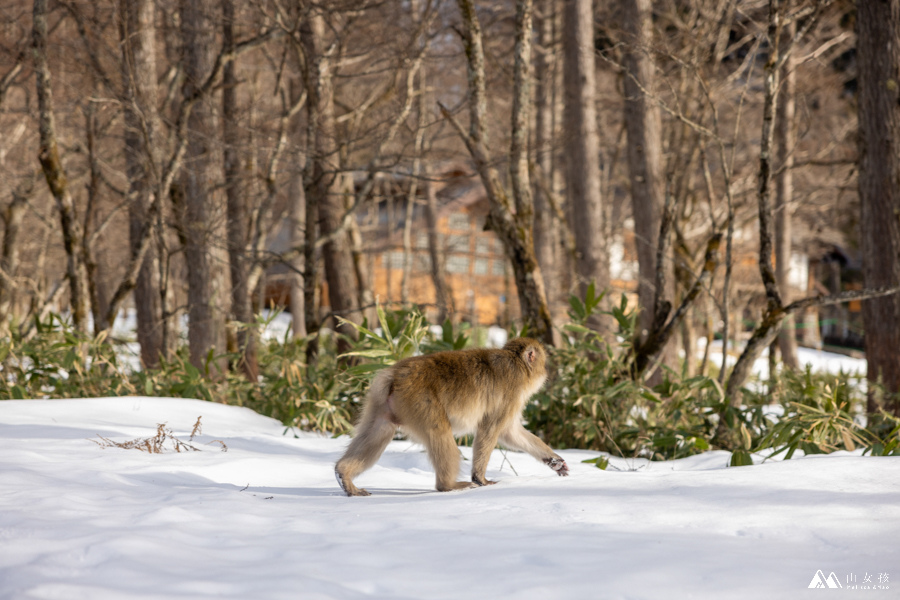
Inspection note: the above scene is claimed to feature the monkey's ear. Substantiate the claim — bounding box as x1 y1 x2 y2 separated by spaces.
526 348 536 365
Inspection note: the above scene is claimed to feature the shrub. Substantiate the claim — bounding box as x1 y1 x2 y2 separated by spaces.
749 367 900 459
526 287 723 461
3 299 898 465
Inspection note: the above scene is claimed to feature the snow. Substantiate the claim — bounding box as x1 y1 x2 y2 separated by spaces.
1 396 897 599
703 338 867 385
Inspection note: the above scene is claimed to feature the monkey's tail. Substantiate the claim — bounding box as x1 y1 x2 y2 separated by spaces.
356 367 394 427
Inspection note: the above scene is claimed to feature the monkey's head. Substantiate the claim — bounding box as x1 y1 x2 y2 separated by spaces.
504 337 548 380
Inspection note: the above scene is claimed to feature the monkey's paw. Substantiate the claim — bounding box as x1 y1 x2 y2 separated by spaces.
544 457 569 476
335 466 371 496
472 475 497 486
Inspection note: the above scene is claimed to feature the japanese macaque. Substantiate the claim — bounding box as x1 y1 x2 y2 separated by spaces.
334 337 569 496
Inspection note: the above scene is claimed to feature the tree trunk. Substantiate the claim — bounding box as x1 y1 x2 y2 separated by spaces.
33 0 90 334
345 175 375 325
83 101 107 333
399 170 417 306
858 0 900 415
622 0 662 336
302 45 320 359
303 167 320 357
775 18 799 370
507 0 553 343
622 0 672 378
401 0 429 308
401 69 428 307
181 0 227 374
424 169 453 322
288 172 307 339
563 0 608 314
223 0 258 380
288 76 307 340
415 57 453 322
302 8 359 352
33 0 91 335
533 2 559 314
0 181 30 323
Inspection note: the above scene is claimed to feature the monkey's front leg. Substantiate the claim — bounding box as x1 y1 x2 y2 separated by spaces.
500 423 569 477
471 425 502 486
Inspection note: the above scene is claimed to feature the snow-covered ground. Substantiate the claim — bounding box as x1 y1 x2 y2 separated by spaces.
0 396 896 599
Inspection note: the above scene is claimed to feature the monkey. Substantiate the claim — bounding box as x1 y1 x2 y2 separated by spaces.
334 337 569 496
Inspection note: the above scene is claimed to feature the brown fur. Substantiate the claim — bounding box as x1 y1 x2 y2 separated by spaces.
334 337 569 496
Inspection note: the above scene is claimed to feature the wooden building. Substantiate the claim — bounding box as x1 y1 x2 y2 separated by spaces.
265 165 521 326
362 166 516 326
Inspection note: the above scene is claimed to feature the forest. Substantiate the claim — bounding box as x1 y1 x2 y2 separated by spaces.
1 0 899 459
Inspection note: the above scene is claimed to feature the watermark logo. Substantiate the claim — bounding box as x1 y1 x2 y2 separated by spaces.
808 570 842 589
807 570 890 590
844 572 890 590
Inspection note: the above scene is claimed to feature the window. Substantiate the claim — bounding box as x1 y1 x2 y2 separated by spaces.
416 232 429 249
382 251 406 269
446 234 470 253
475 238 490 255
447 255 470 274
448 212 470 230
492 259 506 276
474 258 488 275
415 253 432 272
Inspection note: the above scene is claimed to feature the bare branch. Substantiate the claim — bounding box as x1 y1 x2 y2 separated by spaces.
0 59 23 110
786 286 900 314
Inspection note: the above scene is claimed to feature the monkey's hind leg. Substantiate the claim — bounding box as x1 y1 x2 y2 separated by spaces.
418 419 477 493
335 416 396 497
471 426 502 486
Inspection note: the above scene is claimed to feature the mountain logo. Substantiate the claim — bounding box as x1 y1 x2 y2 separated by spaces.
808 570 843 589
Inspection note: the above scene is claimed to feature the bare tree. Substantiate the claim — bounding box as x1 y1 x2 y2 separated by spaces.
725 0 900 402
288 76 308 340
858 0 900 415
33 0 92 335
424 170 454 321
774 17 799 369
0 49 29 325
444 0 554 344
400 0 431 307
563 0 608 318
400 66 426 306
301 6 360 351
120 0 167 367
223 0 258 379
5 0 880 396
533 1 560 313
622 0 675 378
0 177 33 324
180 0 228 373
82 101 107 331
724 0 793 400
